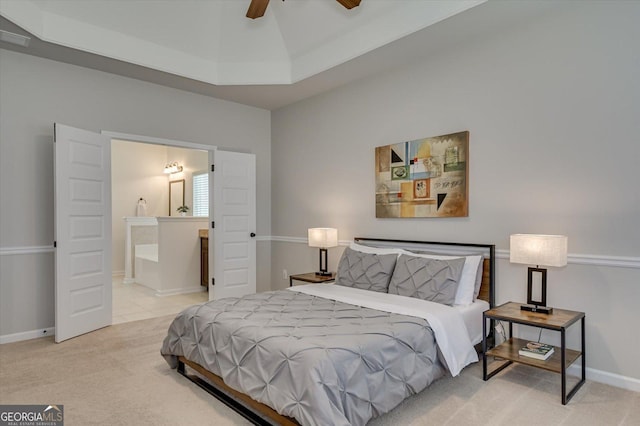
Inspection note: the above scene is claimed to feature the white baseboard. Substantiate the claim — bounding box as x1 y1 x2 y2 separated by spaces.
0 327 55 344
567 364 640 393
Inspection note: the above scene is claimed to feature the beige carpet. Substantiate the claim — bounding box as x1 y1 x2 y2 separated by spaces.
1 315 638 425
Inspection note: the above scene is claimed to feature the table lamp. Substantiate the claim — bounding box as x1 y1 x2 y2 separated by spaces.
510 234 568 314
308 228 338 276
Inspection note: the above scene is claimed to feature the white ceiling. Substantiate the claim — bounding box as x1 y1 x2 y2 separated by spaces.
0 0 558 110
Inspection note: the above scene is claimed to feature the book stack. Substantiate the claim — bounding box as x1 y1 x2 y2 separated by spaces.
519 341 554 360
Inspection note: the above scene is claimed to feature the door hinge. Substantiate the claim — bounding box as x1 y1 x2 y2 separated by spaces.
211 278 215 286
211 221 215 229
54 241 57 248
211 164 215 172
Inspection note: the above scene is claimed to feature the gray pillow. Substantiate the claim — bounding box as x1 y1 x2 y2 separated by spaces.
335 247 398 293
388 255 466 305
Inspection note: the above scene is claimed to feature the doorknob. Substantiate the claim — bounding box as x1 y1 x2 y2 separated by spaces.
250 233 256 238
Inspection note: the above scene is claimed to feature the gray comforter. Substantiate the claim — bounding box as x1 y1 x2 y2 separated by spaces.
161 289 446 426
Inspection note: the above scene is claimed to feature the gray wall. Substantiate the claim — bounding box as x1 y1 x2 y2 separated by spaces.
0 49 272 337
271 2 640 381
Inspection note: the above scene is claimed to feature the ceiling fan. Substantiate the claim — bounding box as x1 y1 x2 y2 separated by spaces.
247 0 361 19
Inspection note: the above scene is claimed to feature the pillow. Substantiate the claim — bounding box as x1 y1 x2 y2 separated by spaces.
388 255 466 305
350 242 404 256
473 257 485 300
399 249 482 306
335 247 398 293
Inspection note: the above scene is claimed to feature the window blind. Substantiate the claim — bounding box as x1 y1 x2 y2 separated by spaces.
192 172 209 217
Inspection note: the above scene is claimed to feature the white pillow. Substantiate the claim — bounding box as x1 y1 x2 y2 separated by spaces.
473 258 485 300
399 250 482 306
350 242 404 256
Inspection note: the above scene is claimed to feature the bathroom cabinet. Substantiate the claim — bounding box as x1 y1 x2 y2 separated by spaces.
200 229 208 288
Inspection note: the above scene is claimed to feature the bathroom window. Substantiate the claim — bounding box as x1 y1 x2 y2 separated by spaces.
192 172 209 217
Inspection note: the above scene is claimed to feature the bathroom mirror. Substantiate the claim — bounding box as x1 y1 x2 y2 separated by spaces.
169 179 185 216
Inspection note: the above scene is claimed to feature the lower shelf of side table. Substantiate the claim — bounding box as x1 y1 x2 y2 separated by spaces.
486 337 582 374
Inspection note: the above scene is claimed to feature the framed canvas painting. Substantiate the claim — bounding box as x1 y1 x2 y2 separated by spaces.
375 131 469 218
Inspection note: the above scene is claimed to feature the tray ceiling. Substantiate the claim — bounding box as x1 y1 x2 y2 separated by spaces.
0 0 486 85
1 1 560 109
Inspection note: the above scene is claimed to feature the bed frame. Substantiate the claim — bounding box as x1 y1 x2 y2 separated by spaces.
176 238 496 426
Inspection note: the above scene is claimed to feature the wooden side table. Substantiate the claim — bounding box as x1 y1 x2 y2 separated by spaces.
482 301 585 404
289 272 336 287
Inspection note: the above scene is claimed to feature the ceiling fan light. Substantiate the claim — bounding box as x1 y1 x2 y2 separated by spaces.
247 0 360 20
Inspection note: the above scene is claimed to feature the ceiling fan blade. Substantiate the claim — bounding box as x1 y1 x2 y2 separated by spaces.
246 0 270 19
336 0 361 9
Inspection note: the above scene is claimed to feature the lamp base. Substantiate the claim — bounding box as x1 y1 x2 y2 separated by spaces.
520 304 553 314
315 271 333 277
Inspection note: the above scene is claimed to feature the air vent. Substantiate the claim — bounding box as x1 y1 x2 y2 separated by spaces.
0 30 31 47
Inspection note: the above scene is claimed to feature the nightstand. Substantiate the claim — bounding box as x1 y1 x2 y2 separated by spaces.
289 272 336 287
482 301 585 404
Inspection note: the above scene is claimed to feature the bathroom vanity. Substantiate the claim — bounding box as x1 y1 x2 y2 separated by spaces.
123 216 208 296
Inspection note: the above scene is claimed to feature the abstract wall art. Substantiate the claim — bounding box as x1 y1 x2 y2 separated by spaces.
375 131 469 218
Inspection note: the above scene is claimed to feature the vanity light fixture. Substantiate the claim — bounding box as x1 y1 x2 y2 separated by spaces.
510 234 568 314
163 162 183 174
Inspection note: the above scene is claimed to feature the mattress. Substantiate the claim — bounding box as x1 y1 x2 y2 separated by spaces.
455 299 490 345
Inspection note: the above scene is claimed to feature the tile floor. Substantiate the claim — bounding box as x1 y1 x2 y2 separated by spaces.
112 275 208 324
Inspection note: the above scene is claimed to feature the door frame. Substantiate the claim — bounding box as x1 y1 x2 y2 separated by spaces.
102 130 218 305
102 131 216 152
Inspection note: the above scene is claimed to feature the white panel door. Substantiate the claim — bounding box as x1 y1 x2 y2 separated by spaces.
210 150 256 300
54 123 111 342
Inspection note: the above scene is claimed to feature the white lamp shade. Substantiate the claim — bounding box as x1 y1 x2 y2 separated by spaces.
308 228 338 248
510 234 568 267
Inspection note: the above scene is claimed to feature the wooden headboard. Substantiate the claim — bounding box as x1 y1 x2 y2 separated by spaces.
353 237 495 307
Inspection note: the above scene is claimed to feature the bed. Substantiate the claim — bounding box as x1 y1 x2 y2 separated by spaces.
161 238 495 426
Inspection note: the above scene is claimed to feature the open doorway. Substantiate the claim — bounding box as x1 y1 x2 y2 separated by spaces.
110 139 209 324
54 124 256 342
